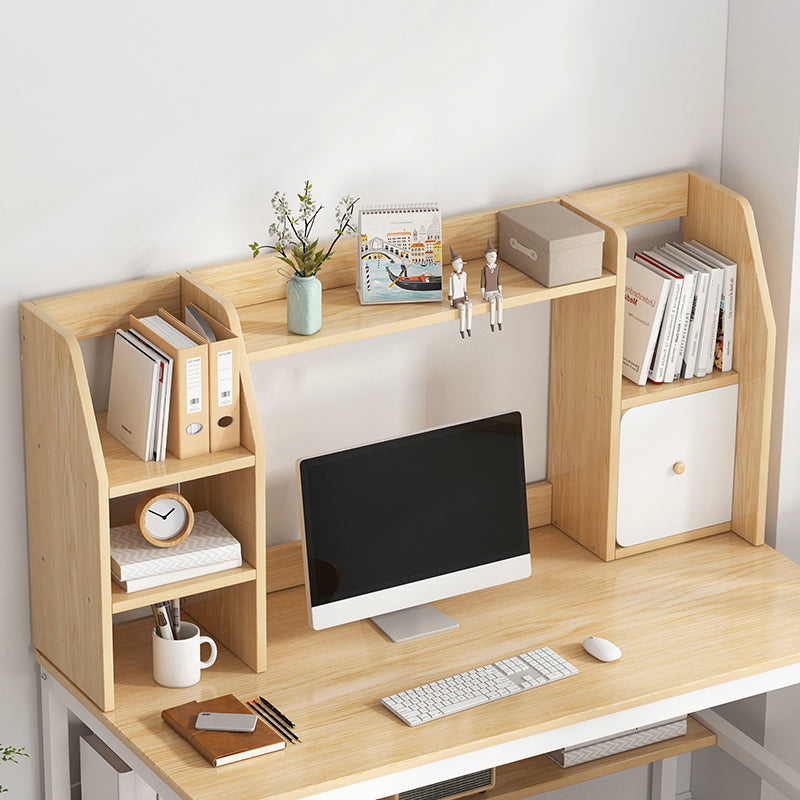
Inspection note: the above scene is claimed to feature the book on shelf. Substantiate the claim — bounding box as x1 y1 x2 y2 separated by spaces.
661 242 722 378
357 203 442 304
162 694 286 766
129 309 210 459
106 329 164 462
652 245 710 380
545 716 687 768
110 510 241 592
681 240 737 372
639 250 696 384
621 257 670 385
632 253 681 384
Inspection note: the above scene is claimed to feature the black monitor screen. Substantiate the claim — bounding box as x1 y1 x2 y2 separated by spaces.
298 411 530 607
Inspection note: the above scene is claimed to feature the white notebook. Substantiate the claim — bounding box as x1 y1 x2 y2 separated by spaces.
106 330 160 461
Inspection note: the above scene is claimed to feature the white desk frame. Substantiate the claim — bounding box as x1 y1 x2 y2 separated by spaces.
40 661 800 800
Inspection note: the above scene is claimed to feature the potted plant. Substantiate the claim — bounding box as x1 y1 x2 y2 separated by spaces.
250 181 358 336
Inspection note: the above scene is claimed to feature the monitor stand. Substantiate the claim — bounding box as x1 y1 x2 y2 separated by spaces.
371 604 459 643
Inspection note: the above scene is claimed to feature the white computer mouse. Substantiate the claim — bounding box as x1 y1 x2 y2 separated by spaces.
582 636 622 662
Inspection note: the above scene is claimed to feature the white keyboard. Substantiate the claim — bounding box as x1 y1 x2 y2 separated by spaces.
380 646 579 726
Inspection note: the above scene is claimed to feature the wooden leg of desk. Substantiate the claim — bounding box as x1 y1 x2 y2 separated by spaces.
40 670 71 800
650 756 678 800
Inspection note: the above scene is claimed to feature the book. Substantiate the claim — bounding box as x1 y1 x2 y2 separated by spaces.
357 203 442 304
110 510 242 582
161 694 285 766
661 243 717 378
633 253 680 383
653 246 710 380
112 557 242 592
129 309 210 459
124 328 173 461
683 240 737 372
621 257 670 385
641 250 696 383
545 716 687 767
106 330 161 461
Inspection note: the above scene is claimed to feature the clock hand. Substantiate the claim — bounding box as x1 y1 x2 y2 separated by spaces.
163 507 175 519
147 508 168 520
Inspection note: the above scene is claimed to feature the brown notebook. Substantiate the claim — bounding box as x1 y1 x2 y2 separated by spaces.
162 694 285 766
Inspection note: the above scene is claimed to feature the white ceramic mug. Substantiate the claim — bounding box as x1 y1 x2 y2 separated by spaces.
152 622 217 688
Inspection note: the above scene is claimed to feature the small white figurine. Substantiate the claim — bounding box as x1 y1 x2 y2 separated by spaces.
481 239 503 332
448 246 472 338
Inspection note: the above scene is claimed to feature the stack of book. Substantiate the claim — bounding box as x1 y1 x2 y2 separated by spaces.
106 306 241 462
110 510 242 592
622 241 737 386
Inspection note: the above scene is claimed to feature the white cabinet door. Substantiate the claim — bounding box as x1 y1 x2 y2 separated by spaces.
616 384 738 547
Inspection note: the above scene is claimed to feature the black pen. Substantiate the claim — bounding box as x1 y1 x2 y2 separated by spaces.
249 700 301 743
258 695 295 729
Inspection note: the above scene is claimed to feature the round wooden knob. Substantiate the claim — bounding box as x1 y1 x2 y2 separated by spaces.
673 461 686 475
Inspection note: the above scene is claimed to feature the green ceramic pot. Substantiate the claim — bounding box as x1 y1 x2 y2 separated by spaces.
287 274 322 336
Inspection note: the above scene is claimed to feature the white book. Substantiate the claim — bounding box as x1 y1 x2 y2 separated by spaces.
662 243 719 377
106 330 160 461
137 313 199 349
621 258 670 385
634 253 680 384
125 329 173 461
654 246 710 379
685 241 737 371
112 557 242 592
643 251 695 383
110 510 241 580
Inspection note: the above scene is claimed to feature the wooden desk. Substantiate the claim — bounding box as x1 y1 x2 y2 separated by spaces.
38 528 800 800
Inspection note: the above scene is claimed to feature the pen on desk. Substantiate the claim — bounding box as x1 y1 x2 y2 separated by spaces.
249 700 301 743
258 695 295 728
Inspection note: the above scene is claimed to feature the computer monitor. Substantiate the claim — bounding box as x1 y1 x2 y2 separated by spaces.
296 411 531 642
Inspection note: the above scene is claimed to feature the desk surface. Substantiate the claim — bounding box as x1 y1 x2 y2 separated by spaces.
39 527 800 800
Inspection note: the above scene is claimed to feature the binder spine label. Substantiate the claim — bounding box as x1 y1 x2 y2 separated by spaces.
217 349 234 407
186 357 203 414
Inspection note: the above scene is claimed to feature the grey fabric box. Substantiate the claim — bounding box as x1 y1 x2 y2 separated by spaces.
498 201 605 287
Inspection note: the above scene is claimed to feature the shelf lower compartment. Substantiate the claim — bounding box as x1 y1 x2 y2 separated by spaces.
234 261 616 362
379 716 714 800
97 412 257 498
111 562 257 613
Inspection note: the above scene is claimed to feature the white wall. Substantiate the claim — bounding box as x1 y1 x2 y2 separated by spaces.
693 2 800 800
0 1 729 796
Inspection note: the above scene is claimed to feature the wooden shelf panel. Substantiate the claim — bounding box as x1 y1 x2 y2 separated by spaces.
111 563 257 613
621 369 739 410
481 716 714 800
234 262 616 362
97 413 257 498
377 716 713 800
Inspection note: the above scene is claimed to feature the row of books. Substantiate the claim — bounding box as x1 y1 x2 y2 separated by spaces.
622 241 737 386
110 510 241 592
106 305 241 461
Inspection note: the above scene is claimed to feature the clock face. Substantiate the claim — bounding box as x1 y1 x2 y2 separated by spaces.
145 498 189 540
136 490 194 547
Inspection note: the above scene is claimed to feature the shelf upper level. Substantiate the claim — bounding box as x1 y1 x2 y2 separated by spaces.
235 260 616 362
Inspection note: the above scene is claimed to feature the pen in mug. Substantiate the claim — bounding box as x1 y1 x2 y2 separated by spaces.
152 603 174 640
169 597 181 637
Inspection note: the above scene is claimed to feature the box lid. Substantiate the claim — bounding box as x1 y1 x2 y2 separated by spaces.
499 201 605 252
